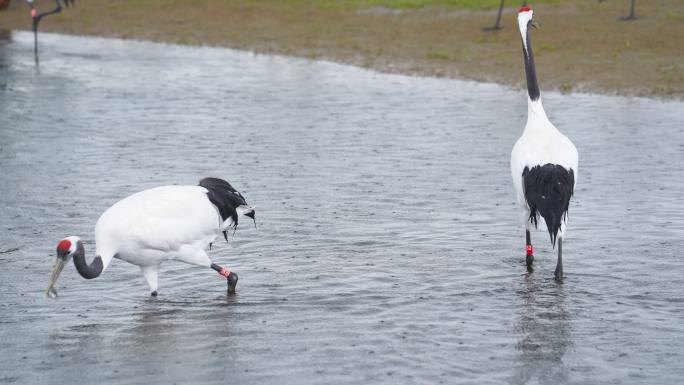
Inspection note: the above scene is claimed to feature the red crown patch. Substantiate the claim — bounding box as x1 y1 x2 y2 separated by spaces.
57 239 72 252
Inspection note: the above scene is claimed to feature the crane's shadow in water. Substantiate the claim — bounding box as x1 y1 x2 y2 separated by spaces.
510 274 572 384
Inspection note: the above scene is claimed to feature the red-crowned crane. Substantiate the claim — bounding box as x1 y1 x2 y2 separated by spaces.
26 0 73 64
510 7 578 281
45 178 255 297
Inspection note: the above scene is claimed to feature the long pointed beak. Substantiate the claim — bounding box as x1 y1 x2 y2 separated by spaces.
45 258 66 298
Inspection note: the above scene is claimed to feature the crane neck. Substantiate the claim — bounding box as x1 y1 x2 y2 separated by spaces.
519 20 540 102
73 240 103 279
524 99 555 135
32 0 63 22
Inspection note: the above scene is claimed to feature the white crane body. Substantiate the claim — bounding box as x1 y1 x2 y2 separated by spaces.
46 178 254 297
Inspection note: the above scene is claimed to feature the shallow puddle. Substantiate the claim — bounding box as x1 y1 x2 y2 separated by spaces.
1 31 683 384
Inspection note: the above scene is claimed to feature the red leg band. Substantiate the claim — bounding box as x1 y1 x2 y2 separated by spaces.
526 245 533 256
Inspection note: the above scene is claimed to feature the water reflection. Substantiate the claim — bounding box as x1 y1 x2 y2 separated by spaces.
0 30 10 74
511 275 572 384
0 29 10 43
2 31 684 383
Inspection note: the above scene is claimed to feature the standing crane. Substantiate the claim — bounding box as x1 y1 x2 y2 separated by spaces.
26 0 73 64
510 7 579 281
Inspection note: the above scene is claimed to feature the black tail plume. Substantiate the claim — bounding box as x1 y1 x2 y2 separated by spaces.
523 164 575 247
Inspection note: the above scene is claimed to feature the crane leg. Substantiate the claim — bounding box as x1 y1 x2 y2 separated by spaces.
483 0 505 31
141 265 159 296
32 20 39 66
180 251 239 294
620 0 637 20
554 238 563 281
522 208 534 272
526 229 534 272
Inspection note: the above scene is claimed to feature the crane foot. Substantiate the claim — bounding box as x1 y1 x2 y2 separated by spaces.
227 272 238 295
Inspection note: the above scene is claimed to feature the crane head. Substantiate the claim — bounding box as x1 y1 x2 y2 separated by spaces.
244 207 256 228
518 7 541 31
45 236 79 298
237 205 257 229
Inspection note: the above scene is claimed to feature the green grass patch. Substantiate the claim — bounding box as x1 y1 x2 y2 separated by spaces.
664 10 683 21
559 81 573 94
124 0 558 11
425 49 451 60
538 43 557 54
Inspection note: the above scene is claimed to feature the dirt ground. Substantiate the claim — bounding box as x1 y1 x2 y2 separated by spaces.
2 0 683 98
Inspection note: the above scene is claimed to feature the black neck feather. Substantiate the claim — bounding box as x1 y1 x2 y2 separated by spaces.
73 241 103 279
522 25 540 101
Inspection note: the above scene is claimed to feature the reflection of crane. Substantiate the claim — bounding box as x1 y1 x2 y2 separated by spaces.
599 0 637 20
484 0 528 31
510 8 578 281
26 0 74 64
44 178 255 298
